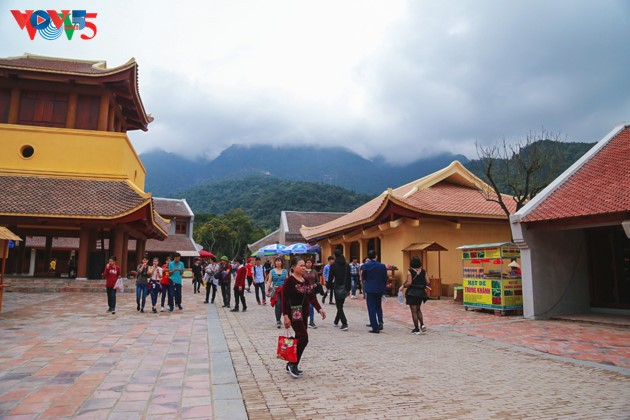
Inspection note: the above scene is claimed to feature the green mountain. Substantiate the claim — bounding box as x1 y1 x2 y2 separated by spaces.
141 145 468 197
179 176 374 231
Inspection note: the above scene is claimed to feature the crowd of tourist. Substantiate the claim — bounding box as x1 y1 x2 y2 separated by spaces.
102 249 430 378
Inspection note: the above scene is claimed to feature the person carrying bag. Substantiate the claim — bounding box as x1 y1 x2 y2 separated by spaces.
404 256 430 334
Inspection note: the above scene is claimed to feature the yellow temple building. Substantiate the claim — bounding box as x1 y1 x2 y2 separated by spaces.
301 161 516 296
0 54 168 279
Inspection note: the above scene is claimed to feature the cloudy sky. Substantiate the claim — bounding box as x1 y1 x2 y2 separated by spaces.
2 1 629 163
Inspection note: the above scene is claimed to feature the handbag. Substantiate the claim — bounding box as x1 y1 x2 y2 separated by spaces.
290 285 308 321
268 286 276 300
114 277 125 292
406 269 426 297
276 332 298 363
291 305 303 321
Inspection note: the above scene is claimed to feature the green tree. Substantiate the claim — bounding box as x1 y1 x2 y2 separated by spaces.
194 209 265 259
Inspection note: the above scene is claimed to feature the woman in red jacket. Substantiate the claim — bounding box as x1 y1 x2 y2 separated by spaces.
231 258 247 312
282 257 326 378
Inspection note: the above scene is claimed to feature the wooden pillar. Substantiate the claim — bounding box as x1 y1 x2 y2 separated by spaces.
97 94 109 131
136 239 146 266
15 238 26 274
66 93 78 128
121 232 129 277
7 87 20 124
77 228 91 279
107 105 116 131
109 229 124 271
359 238 368 262
28 249 36 276
44 236 53 270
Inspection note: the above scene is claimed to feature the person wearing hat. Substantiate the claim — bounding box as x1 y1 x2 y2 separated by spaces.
508 259 521 277
217 256 232 307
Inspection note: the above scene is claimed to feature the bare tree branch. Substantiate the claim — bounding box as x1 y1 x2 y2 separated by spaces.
473 129 565 217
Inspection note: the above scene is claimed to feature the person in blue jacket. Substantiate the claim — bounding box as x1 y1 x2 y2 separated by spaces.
361 249 388 334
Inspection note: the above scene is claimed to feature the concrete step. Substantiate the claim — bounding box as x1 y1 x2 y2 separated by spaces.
2 278 136 293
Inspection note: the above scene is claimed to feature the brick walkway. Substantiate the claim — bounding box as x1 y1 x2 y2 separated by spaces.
0 291 241 419
0 290 629 419
224 292 630 419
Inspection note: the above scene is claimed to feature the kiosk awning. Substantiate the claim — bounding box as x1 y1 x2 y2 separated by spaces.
0 227 21 242
402 242 448 252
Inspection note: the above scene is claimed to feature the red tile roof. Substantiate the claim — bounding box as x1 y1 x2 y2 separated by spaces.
0 176 168 239
0 176 149 217
0 54 152 131
302 161 512 240
521 125 630 223
0 55 115 75
400 183 514 217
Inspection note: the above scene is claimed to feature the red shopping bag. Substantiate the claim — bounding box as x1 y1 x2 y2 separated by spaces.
276 334 298 363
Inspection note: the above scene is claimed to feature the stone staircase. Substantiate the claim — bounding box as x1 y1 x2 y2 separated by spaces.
1 277 136 293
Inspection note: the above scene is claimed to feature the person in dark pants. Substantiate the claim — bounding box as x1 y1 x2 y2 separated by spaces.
204 256 219 304
191 258 203 294
252 257 266 305
102 256 121 315
168 252 185 311
148 257 163 313
361 250 388 333
328 249 351 330
231 258 247 312
160 256 171 312
136 256 150 313
217 256 232 307
322 256 335 305
282 257 326 378
68 256 77 279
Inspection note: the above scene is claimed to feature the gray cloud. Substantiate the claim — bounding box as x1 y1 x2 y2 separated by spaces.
3 1 629 164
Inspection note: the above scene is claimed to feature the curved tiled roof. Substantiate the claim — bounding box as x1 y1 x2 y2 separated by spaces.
301 161 512 240
0 55 119 75
0 54 153 131
146 235 197 253
0 176 149 217
400 183 514 217
153 198 193 218
519 125 630 223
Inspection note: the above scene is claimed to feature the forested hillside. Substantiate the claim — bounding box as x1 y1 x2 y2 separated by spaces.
180 176 374 231
141 145 467 196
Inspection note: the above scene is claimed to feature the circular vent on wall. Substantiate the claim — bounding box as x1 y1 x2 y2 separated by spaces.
20 145 35 159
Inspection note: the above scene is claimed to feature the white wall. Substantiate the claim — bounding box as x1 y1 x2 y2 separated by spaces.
513 223 590 319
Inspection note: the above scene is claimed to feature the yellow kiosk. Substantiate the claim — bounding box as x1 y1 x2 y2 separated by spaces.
457 242 522 315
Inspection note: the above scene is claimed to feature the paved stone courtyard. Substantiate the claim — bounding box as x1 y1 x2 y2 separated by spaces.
0 289 628 419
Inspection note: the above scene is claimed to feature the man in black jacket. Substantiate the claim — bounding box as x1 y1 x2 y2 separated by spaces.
328 249 351 330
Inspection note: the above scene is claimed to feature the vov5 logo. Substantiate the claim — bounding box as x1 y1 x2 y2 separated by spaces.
11 10 97 40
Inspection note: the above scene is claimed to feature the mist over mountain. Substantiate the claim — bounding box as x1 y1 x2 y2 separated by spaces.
141 145 468 197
